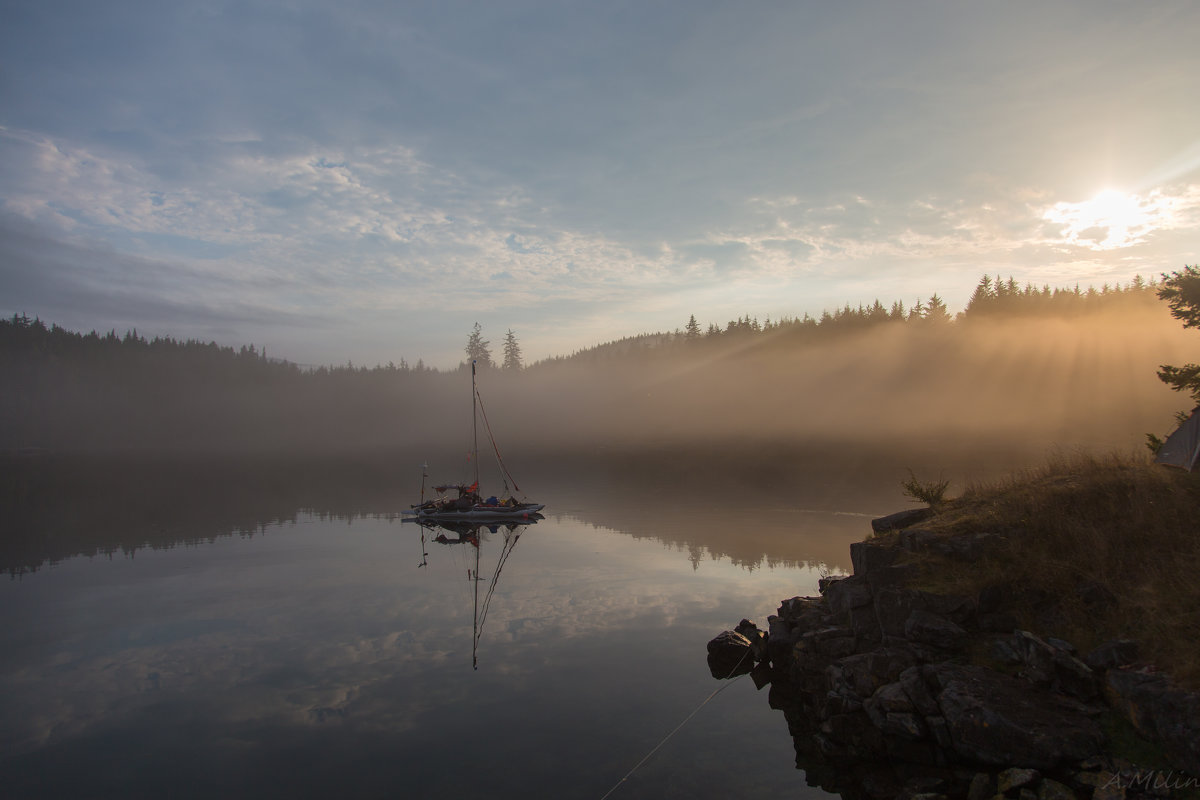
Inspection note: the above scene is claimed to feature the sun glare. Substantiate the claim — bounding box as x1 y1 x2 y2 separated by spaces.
1042 188 1162 250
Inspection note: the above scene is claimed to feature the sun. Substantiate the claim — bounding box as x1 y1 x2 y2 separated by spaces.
1043 188 1158 250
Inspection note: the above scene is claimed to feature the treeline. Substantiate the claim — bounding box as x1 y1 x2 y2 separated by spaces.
555 274 1160 365
0 273 1180 456
0 273 1160 377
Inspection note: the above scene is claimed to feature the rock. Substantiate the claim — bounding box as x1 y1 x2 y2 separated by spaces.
706 630 755 678
997 767 1040 793
821 710 885 752
734 618 769 662
793 626 858 673
1074 771 1125 800
1036 778 1077 800
1084 640 1138 671
1046 637 1075 654
766 615 799 666
925 715 952 749
850 539 902 578
966 772 994 800
823 574 874 616
865 562 922 591
879 711 926 740
904 609 968 651
929 663 1103 769
922 592 976 627
875 586 927 638
871 507 934 533
835 648 919 700
899 666 941 718
1105 668 1200 776
778 595 824 622
989 635 1024 666
1010 630 1098 700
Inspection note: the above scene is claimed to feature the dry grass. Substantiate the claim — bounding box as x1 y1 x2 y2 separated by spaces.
906 450 1200 689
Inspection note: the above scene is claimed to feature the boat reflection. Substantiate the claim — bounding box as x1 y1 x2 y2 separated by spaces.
408 515 542 669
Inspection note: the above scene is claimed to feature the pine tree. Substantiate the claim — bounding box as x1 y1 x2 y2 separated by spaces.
1156 265 1200 400
965 275 994 315
502 328 523 371
684 315 701 340
925 294 951 323
465 322 493 368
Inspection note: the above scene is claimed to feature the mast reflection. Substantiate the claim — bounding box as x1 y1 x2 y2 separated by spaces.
409 515 542 669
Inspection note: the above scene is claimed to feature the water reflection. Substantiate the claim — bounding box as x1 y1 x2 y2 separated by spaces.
1 450 895 577
409 517 542 670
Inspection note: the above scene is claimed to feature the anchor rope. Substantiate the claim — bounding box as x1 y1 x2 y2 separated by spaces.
597 647 752 800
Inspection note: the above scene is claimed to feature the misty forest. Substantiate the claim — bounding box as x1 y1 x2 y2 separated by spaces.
1 274 1190 458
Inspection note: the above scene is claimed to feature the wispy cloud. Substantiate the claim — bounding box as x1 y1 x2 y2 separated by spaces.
2 2 1199 365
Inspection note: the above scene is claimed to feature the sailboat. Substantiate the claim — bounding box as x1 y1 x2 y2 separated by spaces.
404 360 545 521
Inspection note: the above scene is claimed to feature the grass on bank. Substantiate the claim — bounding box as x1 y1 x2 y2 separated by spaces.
898 450 1200 690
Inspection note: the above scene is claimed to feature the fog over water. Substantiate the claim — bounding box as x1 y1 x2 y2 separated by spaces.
3 300 1190 471
3 297 1197 798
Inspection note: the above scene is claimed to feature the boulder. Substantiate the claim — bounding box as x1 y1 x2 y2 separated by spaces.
850 539 902 578
904 609 968 651
997 767 1040 793
875 586 927 638
706 630 755 678
871 507 934 534
1105 668 1200 776
734 618 769 662
1010 630 1098 700
966 772 994 800
899 665 942 718
1036 778 1078 800
823 574 873 616
929 663 1103 769
1084 640 1139 672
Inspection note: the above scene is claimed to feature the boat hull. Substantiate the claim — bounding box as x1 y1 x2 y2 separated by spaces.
404 504 545 521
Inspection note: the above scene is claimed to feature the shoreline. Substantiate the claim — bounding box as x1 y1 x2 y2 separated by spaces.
708 501 1200 800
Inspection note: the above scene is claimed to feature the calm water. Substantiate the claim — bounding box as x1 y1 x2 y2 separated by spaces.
0 454 906 799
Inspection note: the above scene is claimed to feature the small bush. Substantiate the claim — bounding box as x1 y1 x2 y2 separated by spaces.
901 470 950 506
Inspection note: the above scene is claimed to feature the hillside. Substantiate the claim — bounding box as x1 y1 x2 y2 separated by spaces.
0 275 1191 458
898 451 1200 690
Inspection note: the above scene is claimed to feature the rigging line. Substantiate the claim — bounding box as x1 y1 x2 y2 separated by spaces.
474 388 521 494
597 649 752 800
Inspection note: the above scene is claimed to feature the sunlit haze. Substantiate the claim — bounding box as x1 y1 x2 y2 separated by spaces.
2 2 1199 368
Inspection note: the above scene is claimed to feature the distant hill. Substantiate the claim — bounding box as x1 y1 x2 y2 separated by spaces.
0 274 1187 457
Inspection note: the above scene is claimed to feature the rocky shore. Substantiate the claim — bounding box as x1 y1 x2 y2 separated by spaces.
707 508 1200 800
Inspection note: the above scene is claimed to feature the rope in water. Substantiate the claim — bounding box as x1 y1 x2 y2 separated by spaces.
597 647 752 800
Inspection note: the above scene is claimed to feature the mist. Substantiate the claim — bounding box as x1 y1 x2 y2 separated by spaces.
2 299 1191 481
488 305 1191 454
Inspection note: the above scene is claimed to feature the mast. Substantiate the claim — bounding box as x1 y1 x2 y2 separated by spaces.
472 535 481 670
471 360 479 490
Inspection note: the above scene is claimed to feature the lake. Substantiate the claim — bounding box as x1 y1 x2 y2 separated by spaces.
0 448 1002 799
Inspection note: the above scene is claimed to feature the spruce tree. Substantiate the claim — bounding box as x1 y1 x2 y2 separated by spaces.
502 328 523 371
1156 265 1200 401
465 322 493 368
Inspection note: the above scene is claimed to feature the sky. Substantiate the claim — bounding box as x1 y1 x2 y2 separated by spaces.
2 1 1199 369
